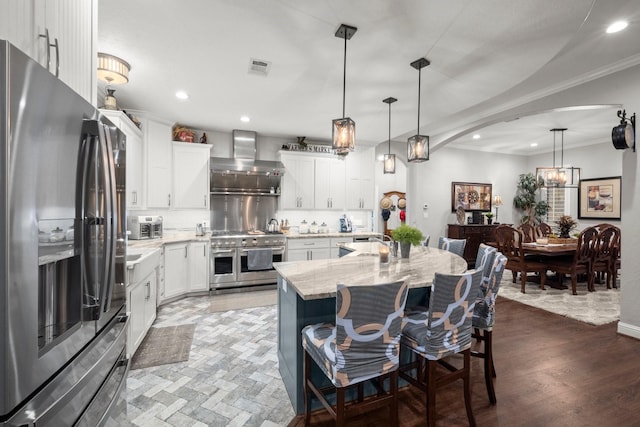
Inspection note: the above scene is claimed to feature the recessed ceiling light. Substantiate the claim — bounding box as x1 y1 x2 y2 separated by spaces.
377 154 385 161
240 116 250 123
606 20 628 34
175 91 189 100
530 143 538 147
472 134 481 140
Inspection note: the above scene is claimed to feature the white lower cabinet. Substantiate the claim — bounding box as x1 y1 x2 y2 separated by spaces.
162 242 188 302
286 238 331 261
128 268 157 355
188 241 209 292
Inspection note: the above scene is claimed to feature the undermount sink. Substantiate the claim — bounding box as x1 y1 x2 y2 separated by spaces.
127 253 142 262
126 247 162 285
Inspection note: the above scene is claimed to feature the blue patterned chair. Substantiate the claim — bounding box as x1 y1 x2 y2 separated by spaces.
471 252 508 404
474 243 497 278
422 234 431 247
437 236 467 258
399 270 483 427
301 280 408 426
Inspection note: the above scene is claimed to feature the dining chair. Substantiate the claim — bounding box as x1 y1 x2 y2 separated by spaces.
438 236 466 257
535 222 553 238
546 226 598 294
592 225 620 289
517 223 536 243
301 280 408 427
494 225 547 293
474 243 497 279
423 234 431 247
400 269 483 427
471 252 508 404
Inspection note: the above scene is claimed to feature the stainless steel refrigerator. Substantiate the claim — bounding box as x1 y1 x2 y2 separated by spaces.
0 40 129 425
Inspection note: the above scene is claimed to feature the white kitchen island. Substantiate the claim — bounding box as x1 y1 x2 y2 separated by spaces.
274 243 467 414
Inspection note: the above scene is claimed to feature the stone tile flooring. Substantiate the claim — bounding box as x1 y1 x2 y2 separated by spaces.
126 295 294 426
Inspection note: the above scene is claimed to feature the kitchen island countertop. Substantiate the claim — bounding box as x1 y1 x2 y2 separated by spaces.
274 243 467 300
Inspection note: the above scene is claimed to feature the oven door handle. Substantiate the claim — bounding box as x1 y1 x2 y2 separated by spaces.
211 249 235 254
239 248 285 254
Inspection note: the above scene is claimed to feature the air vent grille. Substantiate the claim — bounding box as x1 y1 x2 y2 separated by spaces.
248 58 271 76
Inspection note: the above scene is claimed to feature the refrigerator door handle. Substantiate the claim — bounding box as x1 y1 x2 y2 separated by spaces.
97 122 117 317
79 125 101 317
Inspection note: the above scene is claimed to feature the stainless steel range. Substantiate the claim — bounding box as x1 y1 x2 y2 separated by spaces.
210 231 285 290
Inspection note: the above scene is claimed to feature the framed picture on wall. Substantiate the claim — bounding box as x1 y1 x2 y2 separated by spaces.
578 176 621 220
451 182 493 212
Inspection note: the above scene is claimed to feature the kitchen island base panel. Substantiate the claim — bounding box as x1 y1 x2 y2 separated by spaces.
277 276 429 414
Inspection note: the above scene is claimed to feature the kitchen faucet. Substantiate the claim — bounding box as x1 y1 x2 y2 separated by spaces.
369 235 397 257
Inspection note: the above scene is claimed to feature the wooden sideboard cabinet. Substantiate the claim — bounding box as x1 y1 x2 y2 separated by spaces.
447 224 499 267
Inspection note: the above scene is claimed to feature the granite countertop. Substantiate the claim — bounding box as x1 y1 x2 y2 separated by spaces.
274 244 468 300
285 231 380 239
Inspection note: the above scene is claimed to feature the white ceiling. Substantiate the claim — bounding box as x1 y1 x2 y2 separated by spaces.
97 0 640 155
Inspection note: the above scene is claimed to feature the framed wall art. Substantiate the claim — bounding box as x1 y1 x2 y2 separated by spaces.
578 176 621 220
451 182 492 212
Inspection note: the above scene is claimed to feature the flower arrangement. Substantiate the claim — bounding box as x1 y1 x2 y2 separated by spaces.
555 215 578 238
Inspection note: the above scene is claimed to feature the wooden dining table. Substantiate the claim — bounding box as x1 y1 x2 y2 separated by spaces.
521 241 578 289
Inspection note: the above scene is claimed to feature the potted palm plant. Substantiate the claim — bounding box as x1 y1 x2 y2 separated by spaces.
391 224 424 258
513 173 549 224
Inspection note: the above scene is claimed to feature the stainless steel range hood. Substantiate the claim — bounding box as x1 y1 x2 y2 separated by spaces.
210 130 285 174
210 130 284 194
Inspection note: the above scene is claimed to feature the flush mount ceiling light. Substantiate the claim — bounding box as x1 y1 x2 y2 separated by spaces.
407 57 430 162
606 20 628 33
240 116 251 123
611 109 635 151
383 97 397 174
332 24 357 155
97 52 130 84
536 128 580 188
473 134 481 140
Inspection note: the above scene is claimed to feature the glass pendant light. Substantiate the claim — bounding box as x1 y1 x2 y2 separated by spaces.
383 97 397 174
408 58 430 162
332 24 357 154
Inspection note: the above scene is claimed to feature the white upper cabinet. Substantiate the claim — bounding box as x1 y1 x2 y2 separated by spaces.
1 0 97 103
280 154 314 209
314 158 346 210
172 142 212 210
346 149 375 210
145 119 173 208
100 110 143 209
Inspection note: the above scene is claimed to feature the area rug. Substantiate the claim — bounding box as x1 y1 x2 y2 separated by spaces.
498 277 620 326
209 288 277 312
130 323 196 370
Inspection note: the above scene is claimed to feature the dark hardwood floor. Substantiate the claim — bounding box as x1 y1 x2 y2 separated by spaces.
288 298 640 427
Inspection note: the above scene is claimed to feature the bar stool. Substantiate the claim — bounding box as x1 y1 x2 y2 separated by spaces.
399 270 483 427
301 280 408 426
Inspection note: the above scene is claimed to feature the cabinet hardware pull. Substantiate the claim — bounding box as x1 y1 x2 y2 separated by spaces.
204 194 207 206
168 194 171 206
146 281 151 299
52 37 59 77
38 29 51 73
185 246 188 258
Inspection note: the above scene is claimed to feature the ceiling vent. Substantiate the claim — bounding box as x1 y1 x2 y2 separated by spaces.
248 58 271 76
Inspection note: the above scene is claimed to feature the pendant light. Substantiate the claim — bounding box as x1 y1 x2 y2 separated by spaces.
537 128 580 188
383 97 397 174
332 24 357 154
407 57 430 162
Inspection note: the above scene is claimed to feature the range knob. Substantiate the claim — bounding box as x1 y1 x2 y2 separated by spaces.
241 240 247 246
252 239 258 246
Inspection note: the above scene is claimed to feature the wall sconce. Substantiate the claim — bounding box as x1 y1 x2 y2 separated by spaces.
383 97 397 174
612 109 635 151
332 24 357 155
407 58 430 162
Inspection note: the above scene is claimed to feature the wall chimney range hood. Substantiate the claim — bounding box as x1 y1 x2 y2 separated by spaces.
210 130 285 175
210 130 284 195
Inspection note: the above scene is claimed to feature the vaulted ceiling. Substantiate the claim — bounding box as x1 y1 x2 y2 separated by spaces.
98 0 640 155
